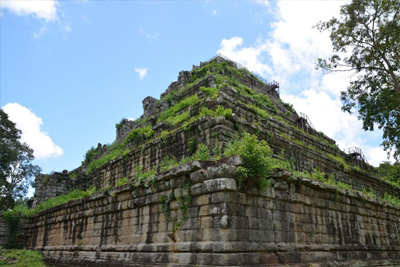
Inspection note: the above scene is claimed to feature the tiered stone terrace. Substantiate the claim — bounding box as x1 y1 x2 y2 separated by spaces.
28 56 400 266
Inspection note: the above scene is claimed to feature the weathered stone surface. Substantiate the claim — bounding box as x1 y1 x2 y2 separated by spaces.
26 165 400 266
25 56 400 267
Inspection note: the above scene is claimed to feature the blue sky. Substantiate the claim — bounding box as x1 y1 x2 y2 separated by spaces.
1 0 393 175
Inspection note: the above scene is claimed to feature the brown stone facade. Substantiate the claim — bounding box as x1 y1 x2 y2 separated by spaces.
28 158 400 266
27 56 400 266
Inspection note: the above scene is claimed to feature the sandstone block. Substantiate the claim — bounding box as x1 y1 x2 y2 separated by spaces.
202 178 237 193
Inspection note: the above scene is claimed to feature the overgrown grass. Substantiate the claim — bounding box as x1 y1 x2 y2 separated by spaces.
383 193 400 206
83 60 273 174
159 144 211 172
279 133 317 152
125 125 154 144
0 247 46 267
115 177 129 187
165 111 190 126
86 142 128 174
201 86 219 99
327 153 351 171
157 94 200 124
4 187 98 218
134 166 156 188
159 156 178 173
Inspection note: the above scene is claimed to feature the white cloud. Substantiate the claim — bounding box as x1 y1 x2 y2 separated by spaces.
2 103 63 159
253 0 269 6
364 146 393 166
134 67 148 80
0 0 58 22
217 0 393 165
218 36 271 76
139 27 160 40
211 9 217 16
281 89 391 166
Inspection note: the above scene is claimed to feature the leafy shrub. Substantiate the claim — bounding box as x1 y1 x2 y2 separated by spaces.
115 118 126 130
336 181 353 190
215 106 232 119
311 168 326 182
84 146 99 163
159 156 178 172
125 125 154 144
376 162 400 187
0 247 46 267
187 137 197 154
199 107 214 117
383 193 400 206
282 102 296 113
362 187 377 198
224 133 273 191
165 111 190 126
134 166 156 188
212 144 222 160
271 149 293 171
201 86 219 99
116 177 129 187
191 143 210 161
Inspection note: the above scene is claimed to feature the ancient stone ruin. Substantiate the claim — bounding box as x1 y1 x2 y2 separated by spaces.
17 55 400 266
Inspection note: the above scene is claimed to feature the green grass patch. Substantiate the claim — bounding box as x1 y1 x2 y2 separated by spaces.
159 156 179 173
165 111 190 126
0 247 46 267
116 177 129 187
125 125 154 144
157 94 200 124
4 187 98 219
279 133 316 152
327 154 351 171
86 142 125 174
134 166 156 188
159 144 211 173
383 193 400 206
201 86 219 99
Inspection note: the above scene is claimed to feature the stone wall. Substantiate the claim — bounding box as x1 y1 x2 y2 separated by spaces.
85 84 400 200
28 55 400 266
0 216 30 248
0 217 9 247
28 158 400 266
33 170 87 208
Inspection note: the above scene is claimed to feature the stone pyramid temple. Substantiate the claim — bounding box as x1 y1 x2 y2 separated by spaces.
25 55 400 266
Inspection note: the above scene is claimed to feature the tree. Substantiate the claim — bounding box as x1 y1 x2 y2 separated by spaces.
0 109 41 210
376 161 400 184
316 0 400 160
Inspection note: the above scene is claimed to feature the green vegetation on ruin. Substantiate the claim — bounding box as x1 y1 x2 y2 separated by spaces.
0 247 46 267
376 162 400 188
83 59 283 174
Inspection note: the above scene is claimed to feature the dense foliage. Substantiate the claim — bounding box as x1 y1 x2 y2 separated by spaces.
316 0 400 160
376 161 400 185
224 133 273 191
0 247 46 267
0 110 41 210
